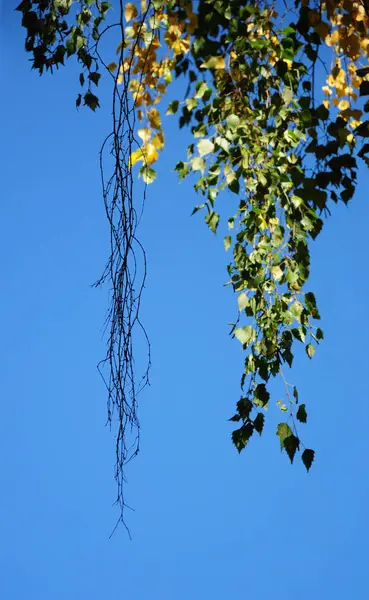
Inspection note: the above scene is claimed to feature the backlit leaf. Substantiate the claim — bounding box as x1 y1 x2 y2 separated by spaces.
237 292 249 311
125 3 137 22
205 211 219 233
234 325 256 346
197 139 214 157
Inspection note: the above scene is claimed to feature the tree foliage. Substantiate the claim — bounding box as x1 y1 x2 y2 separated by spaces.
16 0 369 523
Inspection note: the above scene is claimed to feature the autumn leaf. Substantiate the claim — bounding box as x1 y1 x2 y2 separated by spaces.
152 132 165 150
147 107 161 130
125 3 138 22
200 56 226 70
143 143 159 165
138 128 152 144
129 148 145 167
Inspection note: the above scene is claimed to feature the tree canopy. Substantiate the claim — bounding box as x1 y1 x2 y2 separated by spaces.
16 0 369 523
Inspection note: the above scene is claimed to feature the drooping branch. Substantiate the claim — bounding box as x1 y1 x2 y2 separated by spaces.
16 0 369 527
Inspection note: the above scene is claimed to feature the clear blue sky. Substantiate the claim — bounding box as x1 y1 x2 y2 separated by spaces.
1 3 369 598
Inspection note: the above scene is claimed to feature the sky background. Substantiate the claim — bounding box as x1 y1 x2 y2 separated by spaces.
1 3 369 599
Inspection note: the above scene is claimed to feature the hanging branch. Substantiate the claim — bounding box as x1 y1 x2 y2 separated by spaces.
16 0 369 528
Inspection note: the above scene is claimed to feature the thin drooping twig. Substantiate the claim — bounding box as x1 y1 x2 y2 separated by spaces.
94 1 153 533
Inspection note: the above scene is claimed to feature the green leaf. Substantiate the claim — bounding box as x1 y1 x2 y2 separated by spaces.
282 87 293 105
291 327 306 343
186 98 198 111
88 71 101 85
224 235 232 251
228 178 240 194
166 100 179 115
232 423 254 453
306 343 315 359
205 211 219 233
226 114 240 131
191 157 206 173
277 422 293 449
296 404 307 423
302 449 315 472
175 161 190 180
234 325 256 346
316 328 324 340
197 138 215 157
191 204 205 215
271 265 283 281
253 413 265 435
283 434 300 463
194 81 208 99
237 292 249 311
254 384 270 407
139 166 156 184
304 292 320 318
293 386 298 403
84 91 100 111
291 301 303 320
237 397 253 419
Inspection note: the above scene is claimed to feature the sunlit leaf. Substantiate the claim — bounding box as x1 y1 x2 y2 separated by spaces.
125 3 137 22
197 139 214 157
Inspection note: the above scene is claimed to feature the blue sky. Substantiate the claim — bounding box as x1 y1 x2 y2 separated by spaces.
1 3 369 598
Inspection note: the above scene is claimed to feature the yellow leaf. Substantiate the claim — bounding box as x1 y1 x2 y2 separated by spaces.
325 29 339 47
152 132 165 150
117 74 124 85
215 56 226 69
351 76 362 89
138 128 152 143
201 56 226 70
338 100 350 111
132 93 143 107
147 107 161 130
129 79 141 91
179 36 191 54
107 62 117 72
125 3 138 22
143 92 153 106
141 0 147 11
120 59 130 73
144 143 159 165
323 99 330 109
129 148 145 167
